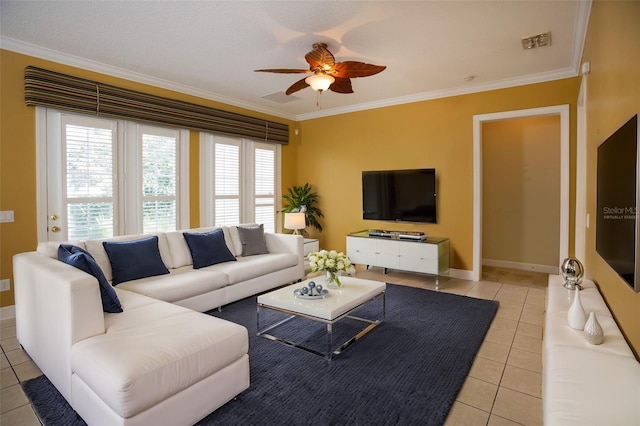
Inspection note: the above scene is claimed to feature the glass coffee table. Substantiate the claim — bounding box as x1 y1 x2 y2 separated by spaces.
257 277 386 360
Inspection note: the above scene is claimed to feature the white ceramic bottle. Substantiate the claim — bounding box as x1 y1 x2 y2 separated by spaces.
584 312 604 345
567 288 587 330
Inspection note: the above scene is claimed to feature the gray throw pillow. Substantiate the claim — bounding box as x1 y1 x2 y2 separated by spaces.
237 224 268 256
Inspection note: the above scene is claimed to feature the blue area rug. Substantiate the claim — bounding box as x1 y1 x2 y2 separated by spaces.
22 284 498 426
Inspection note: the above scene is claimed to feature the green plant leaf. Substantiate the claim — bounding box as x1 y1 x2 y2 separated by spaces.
281 183 323 232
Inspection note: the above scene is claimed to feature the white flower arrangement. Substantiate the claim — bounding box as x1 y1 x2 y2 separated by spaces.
308 250 355 287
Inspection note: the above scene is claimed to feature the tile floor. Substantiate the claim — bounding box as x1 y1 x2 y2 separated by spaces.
0 266 548 426
356 265 548 426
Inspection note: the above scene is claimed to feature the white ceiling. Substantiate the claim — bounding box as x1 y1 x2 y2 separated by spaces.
0 1 591 121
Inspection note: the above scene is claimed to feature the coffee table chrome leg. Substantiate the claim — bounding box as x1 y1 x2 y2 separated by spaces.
257 306 297 336
383 290 386 321
327 323 333 360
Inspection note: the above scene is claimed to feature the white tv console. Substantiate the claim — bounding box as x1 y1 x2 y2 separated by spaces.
346 230 450 288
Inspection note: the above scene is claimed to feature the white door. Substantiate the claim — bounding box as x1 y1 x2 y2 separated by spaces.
45 110 118 241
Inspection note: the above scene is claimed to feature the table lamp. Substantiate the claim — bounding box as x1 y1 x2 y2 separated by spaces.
284 212 306 235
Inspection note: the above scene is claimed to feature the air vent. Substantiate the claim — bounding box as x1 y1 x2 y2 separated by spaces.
522 32 551 50
261 92 300 104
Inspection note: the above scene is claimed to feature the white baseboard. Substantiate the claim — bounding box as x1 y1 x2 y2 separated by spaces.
449 268 474 281
482 259 558 275
0 305 15 320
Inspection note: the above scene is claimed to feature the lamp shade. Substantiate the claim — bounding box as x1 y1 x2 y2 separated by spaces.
305 73 335 92
284 212 306 233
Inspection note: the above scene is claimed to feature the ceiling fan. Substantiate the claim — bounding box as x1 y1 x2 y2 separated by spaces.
255 42 386 95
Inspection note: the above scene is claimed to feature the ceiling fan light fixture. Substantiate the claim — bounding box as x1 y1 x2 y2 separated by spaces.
305 73 335 92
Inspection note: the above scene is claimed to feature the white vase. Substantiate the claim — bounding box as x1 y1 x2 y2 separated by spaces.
584 312 604 345
567 288 587 330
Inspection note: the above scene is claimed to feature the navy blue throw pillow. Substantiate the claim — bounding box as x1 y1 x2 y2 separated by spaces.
183 229 237 269
58 244 123 313
103 236 169 285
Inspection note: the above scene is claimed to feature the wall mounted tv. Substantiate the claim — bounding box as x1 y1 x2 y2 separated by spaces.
596 114 639 292
362 168 437 223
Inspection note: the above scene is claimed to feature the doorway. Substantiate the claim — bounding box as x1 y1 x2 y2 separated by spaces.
472 105 570 282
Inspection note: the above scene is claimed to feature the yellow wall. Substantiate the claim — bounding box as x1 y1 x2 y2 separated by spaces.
297 79 579 271
0 49 298 308
582 0 640 355
0 50 581 312
483 116 561 267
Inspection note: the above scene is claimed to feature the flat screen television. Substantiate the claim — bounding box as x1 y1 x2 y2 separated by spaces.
596 114 639 292
362 168 437 223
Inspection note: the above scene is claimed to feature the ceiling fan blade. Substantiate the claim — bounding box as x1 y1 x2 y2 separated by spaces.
254 68 312 74
329 77 353 94
285 77 310 95
333 61 386 78
305 42 335 71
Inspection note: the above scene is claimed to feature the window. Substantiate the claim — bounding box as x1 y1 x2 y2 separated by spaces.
141 127 178 233
254 145 276 232
63 117 116 240
38 109 189 241
200 134 280 233
213 139 241 226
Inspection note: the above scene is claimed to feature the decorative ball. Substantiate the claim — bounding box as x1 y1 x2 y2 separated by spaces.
560 257 584 290
301 287 309 294
316 284 323 292
308 281 316 288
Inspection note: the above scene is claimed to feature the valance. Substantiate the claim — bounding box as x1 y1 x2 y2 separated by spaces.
24 66 289 144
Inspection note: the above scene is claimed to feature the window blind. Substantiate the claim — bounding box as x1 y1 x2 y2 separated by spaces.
142 132 178 233
254 146 275 233
25 66 289 144
64 121 115 239
213 142 241 226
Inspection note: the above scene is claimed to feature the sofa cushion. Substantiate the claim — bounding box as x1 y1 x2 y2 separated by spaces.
236 224 269 256
115 267 228 303
197 227 236 257
544 346 640 425
57 244 123 313
227 223 257 257
204 252 298 284
103 236 170 285
165 228 236 269
37 240 86 259
164 230 194 269
85 233 172 282
71 293 248 419
183 229 236 268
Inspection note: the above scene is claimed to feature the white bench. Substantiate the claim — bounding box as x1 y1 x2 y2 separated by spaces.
543 275 640 425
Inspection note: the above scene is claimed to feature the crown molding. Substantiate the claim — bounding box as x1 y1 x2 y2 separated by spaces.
571 0 592 73
2 28 584 123
296 66 579 121
0 36 298 122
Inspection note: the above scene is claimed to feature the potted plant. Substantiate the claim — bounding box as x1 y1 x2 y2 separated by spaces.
281 183 323 235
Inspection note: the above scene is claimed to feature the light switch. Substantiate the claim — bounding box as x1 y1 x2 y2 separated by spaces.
0 211 14 223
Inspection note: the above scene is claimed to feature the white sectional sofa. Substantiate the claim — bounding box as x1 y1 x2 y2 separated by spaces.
544 275 640 425
13 226 304 426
